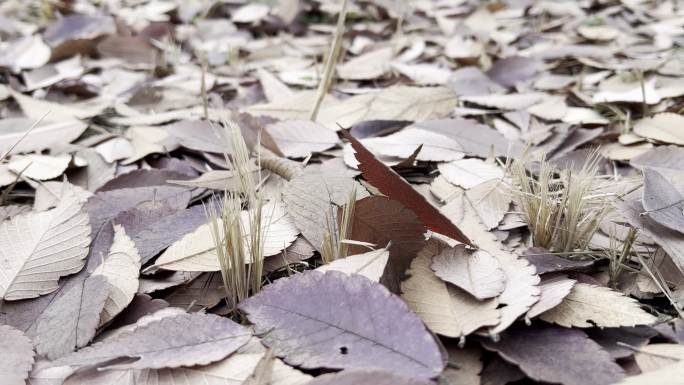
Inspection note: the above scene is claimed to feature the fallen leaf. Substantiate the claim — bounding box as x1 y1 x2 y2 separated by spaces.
317 247 389 282
283 172 366 252
0 119 87 156
634 343 684 372
642 168 684 233
481 324 625 385
0 35 50 70
240 270 444 379
633 113 684 145
55 312 251 370
465 179 512 230
266 120 339 158
438 158 504 189
461 93 545 110
346 196 426 292
0 324 36 385
526 274 576 319
8 154 72 180
431 244 506 300
362 128 465 161
337 47 393 80
442 346 482 385
0 187 90 300
307 369 432 385
523 247 594 274
91 224 141 325
342 130 472 246
613 361 684 385
539 283 657 328
401 239 501 338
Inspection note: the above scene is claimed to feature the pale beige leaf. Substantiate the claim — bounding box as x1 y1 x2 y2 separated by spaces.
0 187 90 300
168 171 243 190
124 126 180 164
34 181 92 212
257 68 294 102
465 179 512 230
445 36 484 59
561 107 609 124
635 344 684 373
232 3 270 23
634 113 684 145
92 225 141 325
526 275 576 319
438 158 505 189
10 89 109 121
429 175 461 203
0 35 50 70
0 118 87 156
391 63 451 85
460 93 545 110
337 47 393 80
539 283 657 328
431 245 505 300
95 137 134 163
613 361 684 385
8 154 71 180
527 96 568 121
401 240 500 338
363 128 465 161
153 202 298 271
446 197 540 334
266 120 339 158
316 247 389 282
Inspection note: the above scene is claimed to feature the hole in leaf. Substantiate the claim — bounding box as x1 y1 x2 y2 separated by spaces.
339 346 349 355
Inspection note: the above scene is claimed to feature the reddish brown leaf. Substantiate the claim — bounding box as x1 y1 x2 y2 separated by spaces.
341 130 472 246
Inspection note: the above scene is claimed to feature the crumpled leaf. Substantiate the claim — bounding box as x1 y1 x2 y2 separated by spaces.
642 167 684 233
0 187 90 300
342 130 472 246
240 270 444 379
401 239 500 338
0 324 35 385
317 247 389 282
91 224 141 325
539 283 657 328
55 312 251 370
431 244 505 300
481 324 625 385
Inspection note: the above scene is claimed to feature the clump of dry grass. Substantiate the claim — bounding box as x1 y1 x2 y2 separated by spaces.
208 120 266 311
512 152 609 253
605 227 638 288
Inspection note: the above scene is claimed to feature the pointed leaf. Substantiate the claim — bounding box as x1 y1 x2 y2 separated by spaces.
431 245 505 300
0 324 35 385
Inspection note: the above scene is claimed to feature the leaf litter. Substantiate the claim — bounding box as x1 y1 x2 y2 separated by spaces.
0 0 682 384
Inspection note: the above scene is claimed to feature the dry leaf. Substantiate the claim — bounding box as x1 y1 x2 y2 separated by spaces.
55 312 251 370
526 274 576 319
317 247 389 282
438 158 504 189
0 324 35 385
613 362 684 385
642 168 684 233
401 241 501 338
362 128 465 161
240 270 445 379
0 187 90 300
481 324 625 385
443 346 482 385
0 119 87 156
634 113 684 145
266 120 339 158
465 179 512 230
634 343 684 372
539 283 657 328
91 224 141 325
461 93 545 110
431 244 506 300
8 154 71 180
342 130 472 246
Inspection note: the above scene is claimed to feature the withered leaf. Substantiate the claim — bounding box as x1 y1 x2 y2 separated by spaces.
0 324 35 385
642 168 684 233
55 313 251 370
482 324 625 385
523 247 594 274
266 120 339 158
431 244 505 300
307 369 432 385
240 270 444 379
342 130 472 246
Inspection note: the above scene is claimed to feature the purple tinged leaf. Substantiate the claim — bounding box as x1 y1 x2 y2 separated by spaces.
523 247 594 274
96 169 195 192
307 369 432 385
481 324 625 385
240 271 444 379
55 313 251 370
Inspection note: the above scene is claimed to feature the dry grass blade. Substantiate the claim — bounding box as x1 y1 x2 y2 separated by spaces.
512 152 609 253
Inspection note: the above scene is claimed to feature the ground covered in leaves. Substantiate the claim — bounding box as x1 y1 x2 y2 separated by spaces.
1 0 684 384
